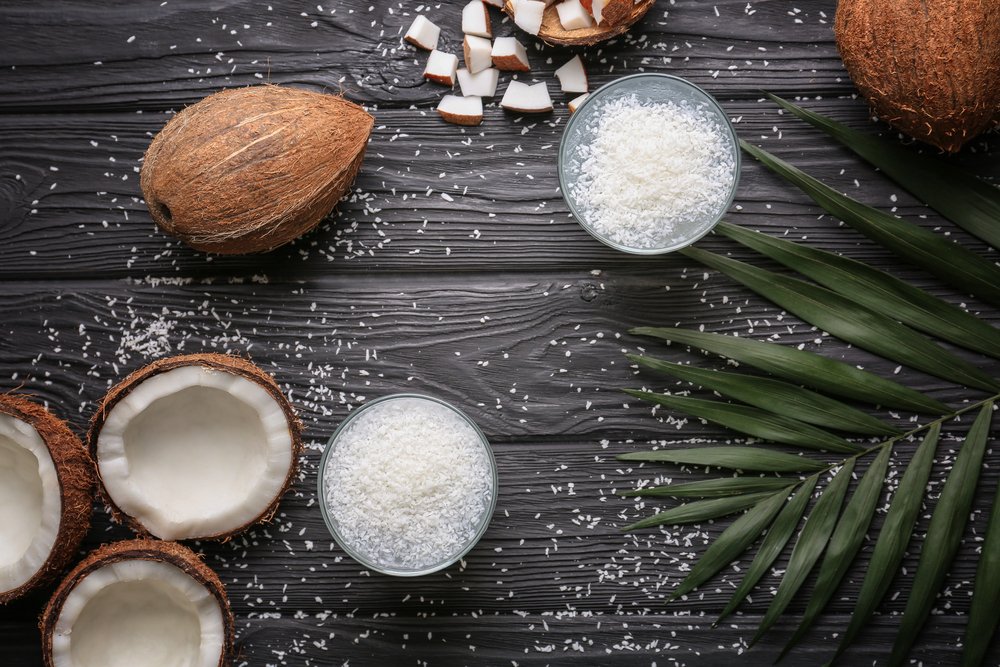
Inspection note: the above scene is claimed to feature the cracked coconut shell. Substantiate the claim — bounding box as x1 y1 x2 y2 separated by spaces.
504 0 654 47
140 85 374 254
0 395 94 605
836 0 1000 153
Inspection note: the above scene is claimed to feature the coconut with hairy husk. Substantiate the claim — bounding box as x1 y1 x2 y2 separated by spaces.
40 539 234 667
89 354 301 541
835 0 1000 153
0 395 93 605
140 85 374 254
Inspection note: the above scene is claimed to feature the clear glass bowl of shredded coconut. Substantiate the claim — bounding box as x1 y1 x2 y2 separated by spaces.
318 394 497 577
559 73 740 254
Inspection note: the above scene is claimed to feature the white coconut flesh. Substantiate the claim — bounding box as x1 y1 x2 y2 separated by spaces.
97 365 293 540
51 559 224 667
0 414 61 595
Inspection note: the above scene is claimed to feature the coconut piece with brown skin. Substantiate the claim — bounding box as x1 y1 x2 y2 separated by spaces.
835 0 1000 153
89 353 302 542
503 0 653 46
140 85 373 254
0 395 94 605
40 539 235 667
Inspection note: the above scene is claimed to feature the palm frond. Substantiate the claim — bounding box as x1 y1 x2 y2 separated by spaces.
763 93 1000 250
962 471 1000 667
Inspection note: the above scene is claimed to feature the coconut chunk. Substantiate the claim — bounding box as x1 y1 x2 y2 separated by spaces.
557 0 594 30
438 95 484 126
0 396 93 605
463 35 493 75
458 67 500 97
42 540 234 667
483 0 503 5
462 0 492 37
404 14 440 51
90 354 300 541
590 0 631 26
491 36 531 72
501 80 553 113
568 92 590 113
513 0 546 35
424 49 459 86
555 55 588 93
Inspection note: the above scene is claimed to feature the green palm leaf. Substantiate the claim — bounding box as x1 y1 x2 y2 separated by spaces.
831 424 942 663
764 93 1000 250
617 446 826 473
621 476 795 498
631 327 947 414
669 489 792 600
716 476 819 624
889 403 995 667
628 353 899 436
716 221 1000 360
740 140 1000 308
681 246 1000 393
778 445 892 661
962 472 1000 667
623 491 777 531
625 389 859 453
751 460 857 646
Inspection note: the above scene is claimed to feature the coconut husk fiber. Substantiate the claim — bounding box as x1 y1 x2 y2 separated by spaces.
140 84 374 254
39 539 235 667
504 0 654 47
0 394 94 605
87 353 302 541
835 0 1000 153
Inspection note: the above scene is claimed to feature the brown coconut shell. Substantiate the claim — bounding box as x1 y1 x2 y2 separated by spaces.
0 395 94 605
39 539 235 667
503 0 654 47
835 0 1000 153
88 353 303 541
140 85 374 254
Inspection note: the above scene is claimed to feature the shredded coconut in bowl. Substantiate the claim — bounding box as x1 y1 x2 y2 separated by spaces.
322 396 494 572
569 94 737 250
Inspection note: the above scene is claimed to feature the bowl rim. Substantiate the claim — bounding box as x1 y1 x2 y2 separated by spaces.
558 72 742 255
316 392 498 577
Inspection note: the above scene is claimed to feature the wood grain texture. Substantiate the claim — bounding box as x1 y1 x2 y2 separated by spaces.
1 0 999 664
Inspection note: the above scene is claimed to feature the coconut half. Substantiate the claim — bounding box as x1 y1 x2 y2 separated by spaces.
40 540 234 667
89 354 301 541
0 396 93 605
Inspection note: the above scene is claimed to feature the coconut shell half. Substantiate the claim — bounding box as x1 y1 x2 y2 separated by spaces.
835 0 1000 153
503 0 654 47
141 84 374 254
89 353 303 541
40 539 235 667
0 395 94 605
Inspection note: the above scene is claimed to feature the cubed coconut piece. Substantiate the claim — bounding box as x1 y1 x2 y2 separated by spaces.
568 93 589 113
424 50 459 86
404 15 440 51
589 0 631 26
458 68 500 98
438 95 484 126
555 55 588 93
462 0 493 38
500 80 553 113
491 36 530 72
463 35 493 75
513 0 546 35
556 0 594 30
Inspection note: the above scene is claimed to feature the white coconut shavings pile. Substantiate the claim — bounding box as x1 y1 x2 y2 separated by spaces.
571 95 736 249
323 397 493 570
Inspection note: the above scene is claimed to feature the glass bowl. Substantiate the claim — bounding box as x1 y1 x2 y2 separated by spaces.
317 393 498 577
558 73 741 254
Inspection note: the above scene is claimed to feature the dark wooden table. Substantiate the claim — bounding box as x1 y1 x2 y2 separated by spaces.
2 1 998 665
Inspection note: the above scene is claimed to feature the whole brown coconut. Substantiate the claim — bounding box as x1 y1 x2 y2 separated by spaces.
835 0 1000 153
0 395 94 604
40 539 235 667
89 353 302 541
141 85 374 254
